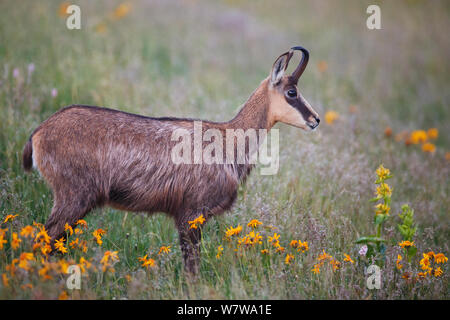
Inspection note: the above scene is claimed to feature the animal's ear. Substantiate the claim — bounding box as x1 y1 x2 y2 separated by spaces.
270 51 292 86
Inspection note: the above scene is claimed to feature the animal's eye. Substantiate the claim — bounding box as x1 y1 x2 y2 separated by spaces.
286 89 297 98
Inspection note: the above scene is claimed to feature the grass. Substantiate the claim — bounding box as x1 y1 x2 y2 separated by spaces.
0 0 448 299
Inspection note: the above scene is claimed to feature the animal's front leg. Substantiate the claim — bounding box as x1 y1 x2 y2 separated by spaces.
177 220 202 275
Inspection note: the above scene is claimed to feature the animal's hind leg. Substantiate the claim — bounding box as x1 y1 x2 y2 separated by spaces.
45 189 99 243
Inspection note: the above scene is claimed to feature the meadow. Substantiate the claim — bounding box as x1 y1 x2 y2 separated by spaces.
0 0 448 299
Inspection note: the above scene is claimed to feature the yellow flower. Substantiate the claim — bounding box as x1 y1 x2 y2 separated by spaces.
419 254 431 271
275 246 285 253
101 251 119 271
75 219 88 229
11 232 21 250
138 254 155 269
113 2 131 20
396 255 403 270
343 253 354 264
297 241 309 253
284 254 294 265
434 253 448 264
216 245 224 259
434 267 443 277
290 240 298 248
158 245 171 255
427 128 438 140
260 249 269 254
374 203 390 216
0 230 7 250
402 272 412 280
375 183 392 198
317 60 328 73
398 240 415 249
58 259 70 274
54 237 68 254
375 164 390 181
330 259 340 272
34 226 51 244
69 237 79 249
58 2 70 17
38 262 52 280
95 23 107 34
78 257 92 273
410 130 427 144
247 219 263 228
64 223 73 236
3 214 18 223
237 231 263 248
58 291 69 300
384 127 393 137
421 142 436 153
312 264 321 274
188 214 206 229
2 273 9 287
225 224 242 239
324 111 339 125
417 272 427 279
268 233 280 245
93 228 107 246
446 152 450 162
18 252 34 271
317 250 332 262
20 225 35 238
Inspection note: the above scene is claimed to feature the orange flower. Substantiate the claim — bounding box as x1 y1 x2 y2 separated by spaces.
75 219 88 229
58 2 71 17
317 61 328 73
93 229 107 246
343 253 354 264
64 223 73 236
3 214 18 223
58 291 69 300
410 130 427 144
396 254 403 270
138 254 155 269
312 264 321 274
158 245 171 255
54 237 67 254
113 2 131 20
324 111 339 125
225 225 242 239
20 225 35 238
297 241 309 253
11 232 21 250
247 219 263 228
35 226 51 244
188 214 206 229
427 128 438 140
384 127 393 137
284 254 294 265
422 142 436 153
398 240 415 248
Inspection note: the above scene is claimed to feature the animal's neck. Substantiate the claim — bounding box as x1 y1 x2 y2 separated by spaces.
226 79 272 131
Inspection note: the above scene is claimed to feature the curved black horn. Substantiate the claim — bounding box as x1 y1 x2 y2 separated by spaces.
290 46 309 82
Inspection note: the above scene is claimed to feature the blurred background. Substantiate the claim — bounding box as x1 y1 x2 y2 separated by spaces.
0 0 448 299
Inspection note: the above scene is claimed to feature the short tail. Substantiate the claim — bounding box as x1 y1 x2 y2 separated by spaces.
23 138 33 172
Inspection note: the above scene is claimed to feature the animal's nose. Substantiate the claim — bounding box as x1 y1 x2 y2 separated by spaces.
315 117 320 124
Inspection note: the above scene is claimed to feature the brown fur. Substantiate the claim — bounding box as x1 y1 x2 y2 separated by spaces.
23 51 319 273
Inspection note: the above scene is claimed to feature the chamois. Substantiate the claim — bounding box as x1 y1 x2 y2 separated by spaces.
22 47 320 273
